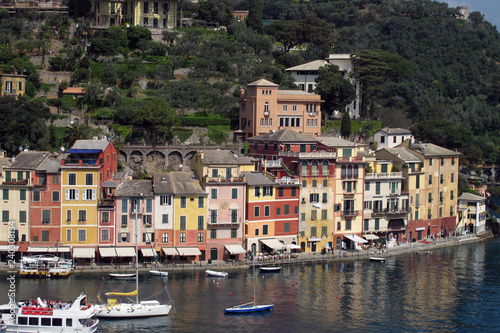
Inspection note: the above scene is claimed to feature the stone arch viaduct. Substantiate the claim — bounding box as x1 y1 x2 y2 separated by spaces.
119 145 242 174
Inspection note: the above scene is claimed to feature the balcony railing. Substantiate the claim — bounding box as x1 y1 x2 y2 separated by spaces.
3 179 28 185
337 156 363 163
262 159 282 168
341 210 361 217
62 159 99 166
365 172 403 179
209 217 242 225
279 151 337 159
203 175 246 183
371 208 410 215
275 177 300 185
4 89 17 95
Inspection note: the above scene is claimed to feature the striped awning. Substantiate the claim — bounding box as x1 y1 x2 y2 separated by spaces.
72 247 95 259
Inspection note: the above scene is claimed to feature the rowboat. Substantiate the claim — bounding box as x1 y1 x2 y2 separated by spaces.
417 251 432 255
369 257 386 262
206 270 228 277
150 270 169 277
109 273 136 279
259 266 281 273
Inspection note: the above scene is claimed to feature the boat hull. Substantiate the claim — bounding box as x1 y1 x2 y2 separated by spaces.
259 267 281 273
149 270 168 277
205 270 228 277
109 273 136 280
370 257 386 262
95 302 171 318
224 304 274 314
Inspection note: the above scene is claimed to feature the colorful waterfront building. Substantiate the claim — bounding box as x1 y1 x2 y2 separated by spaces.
238 79 322 139
29 153 68 255
457 193 487 235
0 151 50 254
113 179 156 263
153 172 175 260
97 177 122 253
190 150 252 261
61 140 118 261
170 171 207 262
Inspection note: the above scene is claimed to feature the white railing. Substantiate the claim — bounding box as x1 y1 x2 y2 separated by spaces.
365 172 403 179
275 177 300 185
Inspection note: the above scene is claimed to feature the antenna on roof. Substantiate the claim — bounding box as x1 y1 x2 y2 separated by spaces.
19 145 23 152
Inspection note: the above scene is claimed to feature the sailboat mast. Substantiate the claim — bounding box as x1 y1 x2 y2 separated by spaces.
253 258 256 305
135 201 139 304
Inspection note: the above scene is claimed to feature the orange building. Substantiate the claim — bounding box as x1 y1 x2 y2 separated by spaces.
239 79 322 139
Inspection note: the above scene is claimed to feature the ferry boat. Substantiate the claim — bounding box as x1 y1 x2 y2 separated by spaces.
0 293 98 332
19 255 73 278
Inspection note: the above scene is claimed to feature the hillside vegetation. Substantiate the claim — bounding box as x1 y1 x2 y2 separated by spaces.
0 0 498 169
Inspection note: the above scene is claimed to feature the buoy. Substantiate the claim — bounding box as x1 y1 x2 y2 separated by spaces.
229 293 232 296
296 281 298 284
239 302 242 305
251 296 254 299
313 290 316 293
337 296 339 299
474 295 477 298
394 279 397 282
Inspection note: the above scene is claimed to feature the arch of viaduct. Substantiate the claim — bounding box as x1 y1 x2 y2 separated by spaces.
119 145 241 173
478 165 500 183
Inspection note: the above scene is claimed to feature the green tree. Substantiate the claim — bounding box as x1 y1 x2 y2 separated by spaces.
315 64 356 121
247 0 264 34
351 49 413 118
265 21 302 52
63 124 91 148
340 112 351 139
49 56 66 71
133 98 179 144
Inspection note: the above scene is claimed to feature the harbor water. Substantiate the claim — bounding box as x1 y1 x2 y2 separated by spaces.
2 238 500 332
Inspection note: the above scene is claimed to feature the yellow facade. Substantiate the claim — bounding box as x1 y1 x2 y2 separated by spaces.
0 72 26 98
61 168 99 246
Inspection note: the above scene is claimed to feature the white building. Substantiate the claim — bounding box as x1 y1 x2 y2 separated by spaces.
457 193 487 235
286 54 360 119
373 128 414 150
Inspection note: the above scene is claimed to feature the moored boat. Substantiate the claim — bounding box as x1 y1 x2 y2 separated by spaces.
149 270 169 277
0 293 98 333
205 270 228 277
259 266 282 273
109 273 136 279
19 255 73 278
370 257 386 262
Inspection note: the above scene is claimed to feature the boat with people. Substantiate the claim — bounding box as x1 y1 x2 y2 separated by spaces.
0 293 98 333
205 270 228 277
95 205 172 318
19 255 73 278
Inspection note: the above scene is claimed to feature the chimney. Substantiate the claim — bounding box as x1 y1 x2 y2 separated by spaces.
200 151 204 159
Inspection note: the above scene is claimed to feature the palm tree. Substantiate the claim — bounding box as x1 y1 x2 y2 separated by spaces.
63 124 90 148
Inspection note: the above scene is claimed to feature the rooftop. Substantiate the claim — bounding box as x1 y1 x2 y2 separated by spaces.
286 60 328 71
458 193 486 202
35 153 63 173
115 180 154 197
408 142 461 157
7 151 49 170
246 79 279 87
376 127 412 135
199 150 240 165
242 171 275 186
379 147 421 163
153 172 174 194
250 129 319 143
320 136 357 147
70 140 110 152
171 171 206 195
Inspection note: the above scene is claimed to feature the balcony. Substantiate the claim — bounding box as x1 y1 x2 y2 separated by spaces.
365 172 403 179
203 175 246 183
371 208 410 215
209 217 242 225
279 151 337 159
341 210 361 217
263 110 270 116
99 199 115 208
3 178 28 185
262 159 282 168
337 156 363 163
62 159 100 166
275 177 300 185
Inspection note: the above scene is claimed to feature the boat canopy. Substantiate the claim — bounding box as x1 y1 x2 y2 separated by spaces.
106 290 138 297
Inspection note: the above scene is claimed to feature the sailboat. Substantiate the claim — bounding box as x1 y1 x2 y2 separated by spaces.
95 204 172 318
224 259 274 314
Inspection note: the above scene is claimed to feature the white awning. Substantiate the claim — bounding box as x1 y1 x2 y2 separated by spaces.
99 247 117 258
72 247 95 258
162 247 178 256
260 238 285 250
307 238 321 242
344 234 368 244
176 247 201 256
141 248 157 257
27 246 71 253
27 247 50 252
364 234 379 240
115 247 136 257
0 245 19 251
224 244 246 255
53 247 70 253
286 244 301 249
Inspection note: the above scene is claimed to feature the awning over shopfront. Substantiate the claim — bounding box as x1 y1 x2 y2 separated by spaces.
141 248 157 257
99 247 117 258
27 246 71 253
388 219 405 229
260 238 285 250
115 247 136 257
72 247 95 259
363 234 380 240
224 244 246 255
162 247 178 256
0 245 20 251
176 247 201 256
344 234 368 244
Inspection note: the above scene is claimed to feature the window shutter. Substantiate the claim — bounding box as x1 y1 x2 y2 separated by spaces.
65 189 69 200
75 190 79 200
270 187 273 196
92 189 96 200
82 190 87 200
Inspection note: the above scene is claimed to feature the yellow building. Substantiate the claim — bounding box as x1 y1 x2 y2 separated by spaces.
91 0 178 29
0 69 26 98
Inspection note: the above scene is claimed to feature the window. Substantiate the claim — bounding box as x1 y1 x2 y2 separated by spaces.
180 216 187 230
211 189 217 199
310 227 317 237
101 211 110 223
284 223 290 232
263 186 272 196
143 215 152 227
321 226 328 236
232 188 238 199
85 173 93 185
264 205 270 216
66 189 77 200
263 225 269 235
198 216 204 230
310 193 319 203
311 210 317 221
322 161 329 175
78 210 87 222
451 173 455 182
293 105 297 112
374 218 379 230
18 189 26 201
364 219 369 231
143 1 149 13
301 213 305 222
66 229 71 242
416 175 420 189
52 191 59 202
210 229 217 239
42 210 51 224
254 206 260 217
276 207 281 216
254 187 261 197
428 209 432 219
83 189 96 201
428 193 433 203
143 17 148 26
302 180 307 188
284 205 290 215
162 233 169 243
121 199 128 212
321 209 327 220
346 219 352 230
381 164 388 173
210 210 217 223
119 232 129 242
323 179 328 188
101 229 109 242
429 175 433 185
154 2 158 13
198 232 204 242
33 190 40 202
292 187 297 196
142 232 154 243
78 229 86 242
146 199 153 212
68 173 76 185
180 232 186 242
180 197 186 208
278 187 284 197
429 159 433 166
312 180 317 187
160 195 171 205
2 189 8 200
2 210 8 222
231 228 237 238
283 105 288 112
212 169 218 177
162 214 169 224
294 206 298 214
231 209 238 223
19 210 26 223
53 174 59 184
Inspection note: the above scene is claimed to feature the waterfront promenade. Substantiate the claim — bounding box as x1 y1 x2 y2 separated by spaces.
3 232 489 275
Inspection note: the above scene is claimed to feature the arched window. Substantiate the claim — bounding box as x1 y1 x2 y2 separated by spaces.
301 161 308 176
312 161 318 175
322 161 329 175
264 102 269 113
354 165 359 178
251 243 256 255
347 165 353 178
336 236 342 248
341 165 346 179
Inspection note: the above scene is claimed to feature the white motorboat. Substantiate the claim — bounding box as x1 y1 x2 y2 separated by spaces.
19 255 73 278
0 293 98 332
109 273 136 280
205 270 228 277
370 257 386 262
149 270 169 277
95 204 172 318
260 266 282 273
